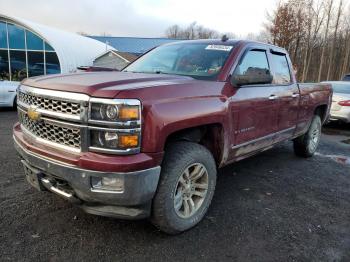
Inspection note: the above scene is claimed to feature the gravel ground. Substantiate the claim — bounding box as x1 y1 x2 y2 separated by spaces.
1 109 350 262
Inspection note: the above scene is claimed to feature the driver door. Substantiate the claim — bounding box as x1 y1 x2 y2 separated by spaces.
228 48 279 159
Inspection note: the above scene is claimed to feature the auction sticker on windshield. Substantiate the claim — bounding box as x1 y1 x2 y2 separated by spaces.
205 45 233 52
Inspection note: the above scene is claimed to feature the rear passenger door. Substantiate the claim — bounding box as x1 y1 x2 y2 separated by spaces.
268 50 299 140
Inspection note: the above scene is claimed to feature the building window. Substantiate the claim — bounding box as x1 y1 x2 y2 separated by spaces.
45 52 60 74
8 23 25 50
0 50 9 80
10 50 27 81
28 51 44 77
45 42 54 51
0 22 7 48
0 20 61 81
26 30 44 51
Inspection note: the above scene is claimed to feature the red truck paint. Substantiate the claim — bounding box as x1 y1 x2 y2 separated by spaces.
13 40 333 229
18 40 332 171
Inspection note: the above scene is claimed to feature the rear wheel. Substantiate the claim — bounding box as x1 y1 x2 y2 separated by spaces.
293 115 322 157
151 142 217 234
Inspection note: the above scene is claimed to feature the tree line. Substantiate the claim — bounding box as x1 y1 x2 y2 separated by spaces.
165 0 350 82
165 22 236 41
265 0 350 82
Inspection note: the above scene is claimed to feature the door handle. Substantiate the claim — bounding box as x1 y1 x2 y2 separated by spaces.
291 93 300 98
269 95 278 100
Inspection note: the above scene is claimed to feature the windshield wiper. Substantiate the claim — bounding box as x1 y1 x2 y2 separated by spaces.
155 70 173 75
123 70 171 75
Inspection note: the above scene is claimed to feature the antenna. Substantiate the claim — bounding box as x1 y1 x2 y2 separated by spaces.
221 34 229 42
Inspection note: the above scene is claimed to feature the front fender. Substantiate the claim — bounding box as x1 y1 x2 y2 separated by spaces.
141 96 230 154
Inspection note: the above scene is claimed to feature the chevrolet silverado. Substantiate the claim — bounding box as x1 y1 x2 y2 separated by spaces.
13 39 332 234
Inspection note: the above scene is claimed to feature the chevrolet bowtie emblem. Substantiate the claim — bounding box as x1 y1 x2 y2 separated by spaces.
27 106 41 121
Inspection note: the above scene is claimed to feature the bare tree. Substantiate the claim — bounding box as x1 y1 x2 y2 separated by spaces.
264 0 350 82
326 0 343 80
165 22 221 40
166 0 350 82
317 0 334 82
341 10 350 77
165 25 181 39
302 0 326 82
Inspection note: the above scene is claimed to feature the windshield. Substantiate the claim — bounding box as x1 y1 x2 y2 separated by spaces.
331 83 350 94
124 42 235 80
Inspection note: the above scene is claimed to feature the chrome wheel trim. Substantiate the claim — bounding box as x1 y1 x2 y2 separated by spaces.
174 163 209 219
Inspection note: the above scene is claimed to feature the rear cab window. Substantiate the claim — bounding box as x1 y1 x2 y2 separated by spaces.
269 53 292 85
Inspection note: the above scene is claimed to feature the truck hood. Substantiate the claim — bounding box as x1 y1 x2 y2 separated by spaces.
22 71 194 98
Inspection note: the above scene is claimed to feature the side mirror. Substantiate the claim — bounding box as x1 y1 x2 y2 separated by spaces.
231 68 273 87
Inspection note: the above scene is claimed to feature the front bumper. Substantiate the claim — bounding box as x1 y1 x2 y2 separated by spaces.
14 137 161 219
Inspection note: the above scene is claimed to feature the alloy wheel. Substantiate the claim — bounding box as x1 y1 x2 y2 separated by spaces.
173 163 209 218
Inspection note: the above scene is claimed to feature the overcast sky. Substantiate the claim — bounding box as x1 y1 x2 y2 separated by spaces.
0 0 277 37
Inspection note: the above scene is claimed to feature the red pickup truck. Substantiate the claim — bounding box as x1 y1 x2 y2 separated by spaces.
13 39 332 234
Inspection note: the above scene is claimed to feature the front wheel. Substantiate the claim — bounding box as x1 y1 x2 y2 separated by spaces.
151 142 217 234
293 115 322 158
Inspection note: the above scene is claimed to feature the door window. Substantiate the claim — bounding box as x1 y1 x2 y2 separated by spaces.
234 50 270 77
270 54 291 84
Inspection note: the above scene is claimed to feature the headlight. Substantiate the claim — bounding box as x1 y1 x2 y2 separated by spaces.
105 104 119 120
88 98 141 154
90 100 140 122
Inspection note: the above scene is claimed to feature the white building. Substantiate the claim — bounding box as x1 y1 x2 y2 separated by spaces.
0 14 114 107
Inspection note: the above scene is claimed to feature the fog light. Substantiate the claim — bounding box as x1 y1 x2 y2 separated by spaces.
97 131 119 148
91 176 124 192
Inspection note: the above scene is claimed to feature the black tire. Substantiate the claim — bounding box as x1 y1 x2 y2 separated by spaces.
293 115 322 158
151 142 217 234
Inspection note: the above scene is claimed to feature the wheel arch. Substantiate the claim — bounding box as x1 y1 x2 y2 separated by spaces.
164 123 226 167
314 104 328 123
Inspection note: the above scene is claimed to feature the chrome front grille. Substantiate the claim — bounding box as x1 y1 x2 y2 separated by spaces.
18 110 81 149
18 91 81 116
17 85 141 155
